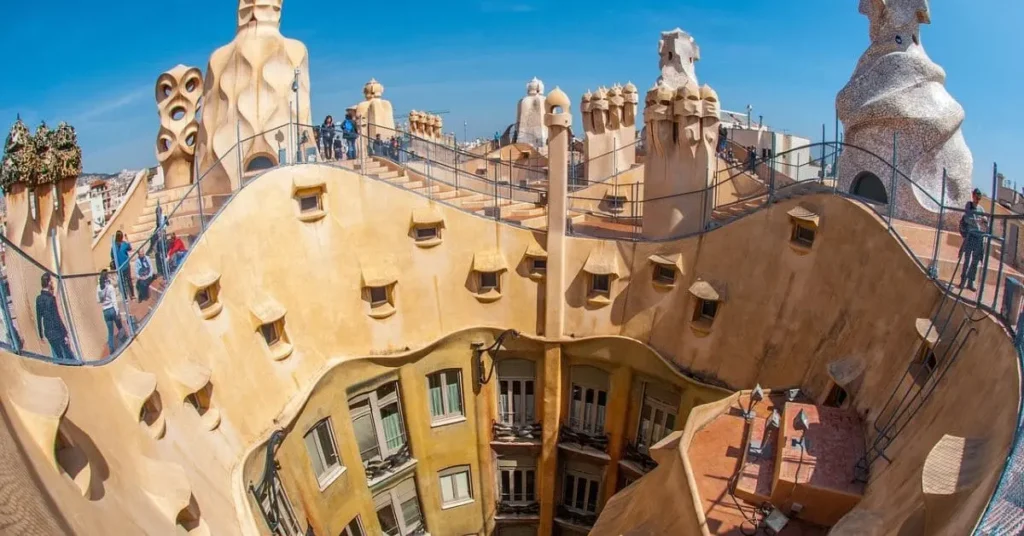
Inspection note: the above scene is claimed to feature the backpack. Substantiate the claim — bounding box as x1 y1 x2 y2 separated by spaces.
342 119 357 139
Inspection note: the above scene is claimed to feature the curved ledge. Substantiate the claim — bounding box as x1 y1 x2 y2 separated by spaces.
170 360 212 402
199 408 222 431
689 318 713 337
249 298 286 330
916 318 939 346
475 289 503 303
528 272 546 282
827 355 866 388
369 304 397 319
298 210 327 223
9 372 69 471
291 176 326 195
140 456 193 525
688 280 720 302
269 341 295 362
414 237 443 248
587 294 612 307
652 280 676 291
198 301 223 320
117 366 165 439
186 271 221 290
789 241 813 255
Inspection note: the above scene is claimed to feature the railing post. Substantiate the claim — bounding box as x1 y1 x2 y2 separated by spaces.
493 153 500 221
50 230 82 362
426 142 433 201
929 169 947 280
768 136 776 204
236 119 243 181
994 215 1008 311
888 133 898 230
0 251 19 353
454 139 460 193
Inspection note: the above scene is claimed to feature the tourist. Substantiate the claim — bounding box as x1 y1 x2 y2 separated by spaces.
97 269 126 353
372 134 384 156
341 110 359 160
390 136 401 160
717 125 728 155
36 273 74 362
958 188 987 291
748 147 757 173
111 230 135 301
166 233 187 273
134 251 155 302
320 115 336 161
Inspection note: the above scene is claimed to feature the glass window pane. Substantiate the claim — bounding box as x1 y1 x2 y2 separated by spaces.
446 373 462 415
380 403 405 452
575 477 587 510
454 471 470 500
317 423 337 466
428 374 444 417
587 480 599 513
304 430 325 477
441 475 455 502
346 518 364 536
377 504 399 536
512 381 522 423
596 391 607 432
526 470 536 501
665 412 677 435
353 414 380 462
501 471 511 501
400 498 422 529
525 381 535 422
499 381 510 423
562 475 574 507
513 470 523 502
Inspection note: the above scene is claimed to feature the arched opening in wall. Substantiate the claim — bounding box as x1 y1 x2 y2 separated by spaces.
139 390 166 439
245 154 277 173
851 171 889 204
176 494 210 535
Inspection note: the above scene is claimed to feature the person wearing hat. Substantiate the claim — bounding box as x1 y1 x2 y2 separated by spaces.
958 187 987 291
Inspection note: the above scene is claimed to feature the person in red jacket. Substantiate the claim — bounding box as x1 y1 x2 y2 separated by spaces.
166 233 187 273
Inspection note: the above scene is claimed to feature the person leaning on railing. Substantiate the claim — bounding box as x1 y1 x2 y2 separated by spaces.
341 109 359 160
166 233 187 274
97 269 127 353
111 230 134 302
320 115 336 161
36 273 75 362
958 188 988 291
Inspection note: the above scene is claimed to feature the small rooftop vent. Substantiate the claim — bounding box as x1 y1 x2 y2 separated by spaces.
751 384 764 402
787 388 800 401
768 409 780 429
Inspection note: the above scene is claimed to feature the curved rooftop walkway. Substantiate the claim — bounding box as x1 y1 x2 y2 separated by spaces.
0 124 1020 534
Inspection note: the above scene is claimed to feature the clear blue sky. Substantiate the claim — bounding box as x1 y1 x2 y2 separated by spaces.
0 0 1019 190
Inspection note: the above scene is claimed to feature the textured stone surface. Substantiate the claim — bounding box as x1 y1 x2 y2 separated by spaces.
837 0 973 223
354 78 396 140
515 77 547 149
155 65 202 189
581 83 638 182
196 0 313 193
657 28 699 90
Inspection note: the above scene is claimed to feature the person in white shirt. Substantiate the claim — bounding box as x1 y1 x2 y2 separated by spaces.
97 269 126 353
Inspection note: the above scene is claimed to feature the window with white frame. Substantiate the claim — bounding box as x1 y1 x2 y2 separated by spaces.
498 457 536 505
561 468 601 516
427 369 464 424
637 393 678 453
303 418 343 488
498 359 536 427
259 476 301 536
374 478 424 536
349 382 408 467
341 516 365 536
568 366 610 434
439 465 474 508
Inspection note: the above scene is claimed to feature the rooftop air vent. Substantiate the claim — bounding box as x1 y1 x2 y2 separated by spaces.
787 388 800 401
768 409 780 429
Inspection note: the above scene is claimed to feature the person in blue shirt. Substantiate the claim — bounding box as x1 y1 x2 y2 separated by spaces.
341 110 358 160
958 188 987 291
111 230 135 301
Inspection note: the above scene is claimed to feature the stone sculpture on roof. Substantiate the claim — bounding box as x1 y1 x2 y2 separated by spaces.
658 28 700 90
155 65 202 189
515 77 548 149
196 0 313 193
580 82 638 182
836 0 972 223
354 79 396 140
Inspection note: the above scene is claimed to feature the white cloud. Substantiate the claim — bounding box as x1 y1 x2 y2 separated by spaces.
71 86 150 123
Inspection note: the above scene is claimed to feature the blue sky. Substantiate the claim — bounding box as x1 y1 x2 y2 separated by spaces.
1 0 1020 190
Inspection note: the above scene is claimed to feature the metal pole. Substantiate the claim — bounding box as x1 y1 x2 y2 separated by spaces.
994 215 1008 310
493 153 500 221
426 142 433 201
888 133 898 229
0 250 18 353
929 169 947 279
454 139 460 193
833 110 840 176
50 230 82 362
236 120 243 182
613 138 619 221
768 135 776 204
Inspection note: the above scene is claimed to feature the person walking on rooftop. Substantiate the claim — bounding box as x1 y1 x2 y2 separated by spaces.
341 110 359 160
111 230 134 302
320 115 336 161
958 188 988 291
36 273 75 362
97 269 126 354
